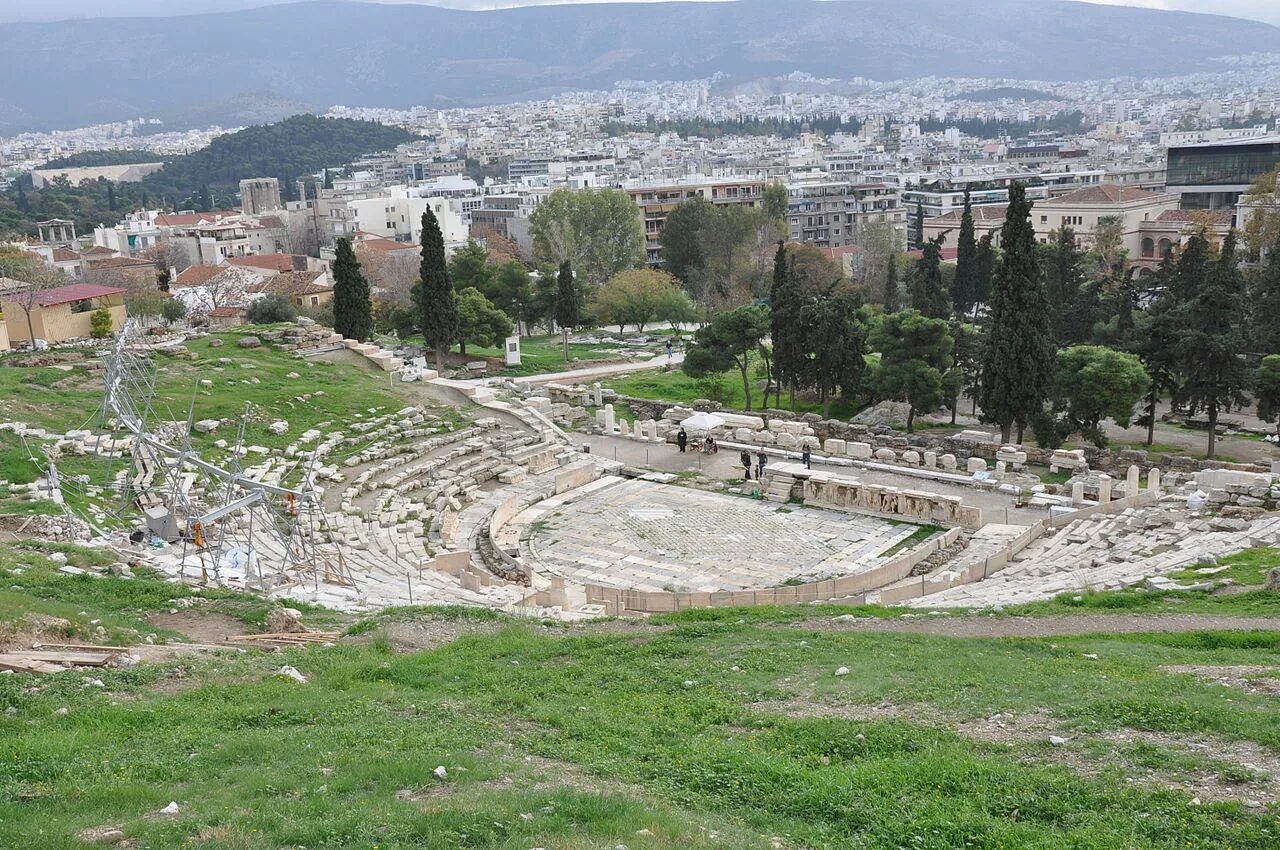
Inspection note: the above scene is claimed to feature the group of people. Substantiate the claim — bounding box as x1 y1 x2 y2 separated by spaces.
675 428 718 454
674 428 813 482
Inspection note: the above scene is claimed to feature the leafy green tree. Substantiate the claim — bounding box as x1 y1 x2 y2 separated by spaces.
953 187 979 320
682 305 771 410
1249 234 1280 355
454 287 514 356
554 260 581 361
1177 230 1249 458
656 287 699 335
1051 345 1150 448
801 290 867 418
447 241 494 294
909 235 950 319
1256 355 1280 439
488 261 538 335
1240 167 1280 259
331 237 373 342
951 321 984 417
697 203 768 309
414 208 458 370
89 306 114 339
161 298 187 325
246 295 296 324
658 196 713 287
591 268 679 333
979 182 1055 443
870 309 954 432
762 182 789 224
528 187 644 287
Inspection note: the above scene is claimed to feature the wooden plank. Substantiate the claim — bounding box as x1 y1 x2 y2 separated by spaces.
18 651 117 666
0 655 67 674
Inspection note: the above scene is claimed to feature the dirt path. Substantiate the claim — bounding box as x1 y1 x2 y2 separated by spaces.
770 613 1280 638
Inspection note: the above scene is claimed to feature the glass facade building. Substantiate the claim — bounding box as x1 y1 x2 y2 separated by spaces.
1166 138 1280 210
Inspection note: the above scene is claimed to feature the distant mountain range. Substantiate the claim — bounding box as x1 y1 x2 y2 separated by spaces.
1 0 1276 132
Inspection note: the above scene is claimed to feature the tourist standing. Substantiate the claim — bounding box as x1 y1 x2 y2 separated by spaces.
802 446 812 469
665 338 674 359
677 428 688 453
740 450 752 480
756 448 768 480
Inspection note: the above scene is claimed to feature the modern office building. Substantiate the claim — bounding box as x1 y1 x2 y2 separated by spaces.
1165 136 1280 212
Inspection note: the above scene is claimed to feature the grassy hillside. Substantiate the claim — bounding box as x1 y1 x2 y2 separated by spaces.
0 541 1277 849
0 330 406 519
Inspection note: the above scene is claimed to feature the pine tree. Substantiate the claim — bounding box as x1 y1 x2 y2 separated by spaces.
909 236 950 319
332 237 374 342
953 187 978 320
554 260 580 362
415 208 458 371
1135 251 1180 447
1178 229 1249 458
978 182 1056 444
882 252 899 312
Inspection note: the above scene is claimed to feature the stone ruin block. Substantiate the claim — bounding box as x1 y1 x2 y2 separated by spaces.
847 442 873 460
901 450 921 466
798 435 820 450
967 457 988 474
824 438 846 456
777 433 799 449
735 428 755 442
873 447 897 463
940 453 957 471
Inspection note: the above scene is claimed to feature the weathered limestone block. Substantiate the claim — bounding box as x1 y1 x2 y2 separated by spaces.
777 433 799 449
967 457 988 474
923 451 937 469
824 438 846 456
874 447 897 463
940 453 957 471
848 442 873 460
902 450 921 466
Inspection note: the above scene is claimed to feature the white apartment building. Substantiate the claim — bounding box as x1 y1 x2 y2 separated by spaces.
786 179 905 250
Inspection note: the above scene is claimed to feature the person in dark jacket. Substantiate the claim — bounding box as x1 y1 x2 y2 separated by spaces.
756 449 768 479
676 428 688 453
740 450 752 480
802 446 812 469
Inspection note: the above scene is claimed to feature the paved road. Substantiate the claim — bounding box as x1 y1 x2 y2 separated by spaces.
494 352 684 386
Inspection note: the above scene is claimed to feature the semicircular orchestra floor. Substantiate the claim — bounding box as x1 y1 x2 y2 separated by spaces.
522 478 937 593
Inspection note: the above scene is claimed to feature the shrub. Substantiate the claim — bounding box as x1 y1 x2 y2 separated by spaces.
246 295 297 324
89 306 114 338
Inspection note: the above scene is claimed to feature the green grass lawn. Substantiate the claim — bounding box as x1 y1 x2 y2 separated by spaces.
1 543 1279 848
606 364 867 419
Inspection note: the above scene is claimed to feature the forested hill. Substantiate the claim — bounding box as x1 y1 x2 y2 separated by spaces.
0 115 415 239
40 150 165 169
141 114 416 199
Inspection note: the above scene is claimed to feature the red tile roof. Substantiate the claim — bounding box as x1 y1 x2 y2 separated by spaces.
1049 185 1162 205
355 237 416 254
82 255 153 269
1154 209 1233 225
51 247 81 262
929 204 1008 224
32 283 126 307
172 265 226 287
247 270 329 296
228 253 298 272
208 306 246 318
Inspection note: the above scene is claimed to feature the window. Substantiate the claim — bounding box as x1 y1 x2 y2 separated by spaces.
1141 237 1155 258
310 296 319 306
1041 216 1048 223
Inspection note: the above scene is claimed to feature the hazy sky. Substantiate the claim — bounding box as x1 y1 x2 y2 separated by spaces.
3 0 1278 26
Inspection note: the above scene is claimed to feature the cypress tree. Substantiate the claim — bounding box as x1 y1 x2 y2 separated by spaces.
1249 234 1280 355
953 187 977 320
769 241 804 410
416 208 458 371
1178 229 1249 458
332 237 373 342
913 200 925 250
106 181 117 212
978 182 1055 444
974 233 995 308
1042 226 1092 345
882 252 899 312
1135 251 1181 447
909 236 950 319
554 260 580 362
